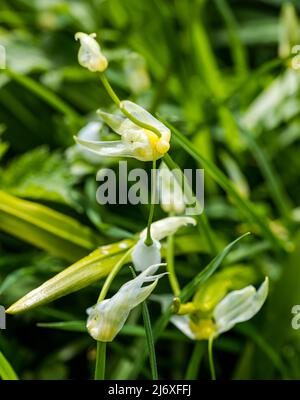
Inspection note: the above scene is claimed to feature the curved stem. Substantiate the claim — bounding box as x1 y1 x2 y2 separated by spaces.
97 246 134 303
98 73 161 137
144 159 157 246
208 336 216 380
94 341 106 380
166 222 180 295
99 73 121 107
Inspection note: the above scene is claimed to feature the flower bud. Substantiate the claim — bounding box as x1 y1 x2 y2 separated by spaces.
75 32 108 72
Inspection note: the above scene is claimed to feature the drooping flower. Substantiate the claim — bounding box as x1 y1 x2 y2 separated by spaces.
86 264 167 342
75 32 108 72
132 216 196 271
156 275 269 341
74 101 171 161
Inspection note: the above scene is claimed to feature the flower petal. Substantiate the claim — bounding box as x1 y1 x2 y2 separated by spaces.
97 110 127 136
214 277 269 335
140 216 196 241
75 32 108 72
86 263 167 341
131 238 161 271
120 100 170 138
74 136 135 158
153 294 196 340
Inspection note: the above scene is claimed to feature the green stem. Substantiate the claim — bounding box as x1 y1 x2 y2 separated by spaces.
97 246 134 303
208 336 216 380
99 73 161 137
130 267 158 380
144 159 157 246
94 246 134 380
99 73 121 107
94 341 106 380
185 342 205 379
167 225 180 295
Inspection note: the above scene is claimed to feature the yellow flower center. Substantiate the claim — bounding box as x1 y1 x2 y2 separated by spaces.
144 129 170 158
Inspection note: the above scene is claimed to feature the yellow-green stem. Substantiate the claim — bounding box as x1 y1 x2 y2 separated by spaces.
97 246 134 303
166 225 180 296
99 73 161 137
208 336 216 380
94 341 106 380
144 159 157 246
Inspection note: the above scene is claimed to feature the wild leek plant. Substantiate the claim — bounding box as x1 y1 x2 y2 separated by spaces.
4 0 298 381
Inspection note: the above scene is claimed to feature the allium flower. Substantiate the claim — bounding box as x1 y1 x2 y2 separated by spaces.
75 32 108 72
86 264 167 342
156 277 269 340
132 216 196 271
75 101 171 161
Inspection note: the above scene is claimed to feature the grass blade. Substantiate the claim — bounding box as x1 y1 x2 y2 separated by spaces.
0 351 18 380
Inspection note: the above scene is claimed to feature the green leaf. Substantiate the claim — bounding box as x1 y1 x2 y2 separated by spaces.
0 147 80 209
0 351 18 380
0 191 104 261
161 118 285 251
6 239 135 314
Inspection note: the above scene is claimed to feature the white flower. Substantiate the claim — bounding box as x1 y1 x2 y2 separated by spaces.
132 217 196 271
158 162 186 213
213 277 269 335
139 216 196 241
75 32 108 72
131 239 161 272
76 121 102 163
86 264 167 342
74 101 171 161
156 278 269 340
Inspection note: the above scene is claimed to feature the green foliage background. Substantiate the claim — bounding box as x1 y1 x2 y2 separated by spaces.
0 0 300 379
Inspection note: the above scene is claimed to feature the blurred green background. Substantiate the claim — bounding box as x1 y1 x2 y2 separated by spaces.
1 0 300 379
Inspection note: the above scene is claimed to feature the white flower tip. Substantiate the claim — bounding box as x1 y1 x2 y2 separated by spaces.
75 31 108 72
140 216 197 241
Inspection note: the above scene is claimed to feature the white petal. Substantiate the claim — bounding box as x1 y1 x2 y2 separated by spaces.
76 122 103 163
131 238 161 271
74 136 135 158
140 216 196 241
97 110 126 136
214 277 269 335
86 264 167 341
75 32 108 72
120 100 170 138
152 294 195 340
170 315 196 340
